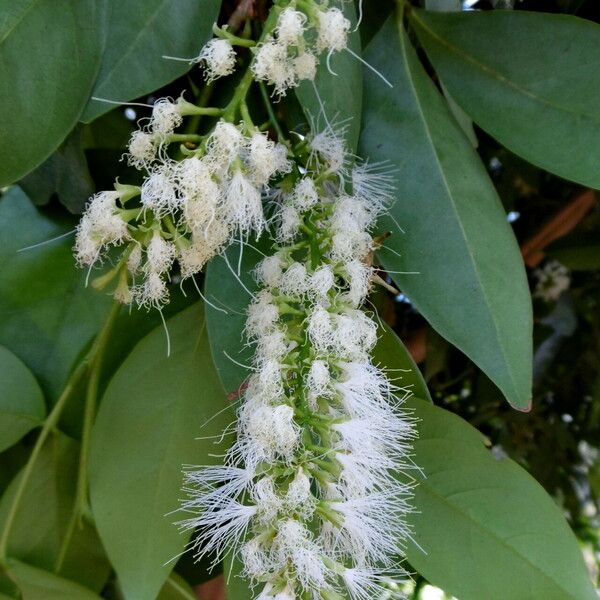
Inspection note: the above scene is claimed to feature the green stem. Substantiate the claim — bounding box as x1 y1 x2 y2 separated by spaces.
213 23 257 47
166 133 203 144
222 4 283 123
179 103 224 118
240 101 255 129
165 575 197 600
53 302 121 573
223 68 255 122
0 361 88 564
258 81 287 143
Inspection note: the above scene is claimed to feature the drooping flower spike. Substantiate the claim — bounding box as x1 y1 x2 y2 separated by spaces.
74 2 417 597
180 127 416 599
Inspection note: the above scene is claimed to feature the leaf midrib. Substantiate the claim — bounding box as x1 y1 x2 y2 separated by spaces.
0 0 43 46
411 11 600 123
396 20 521 403
414 473 590 600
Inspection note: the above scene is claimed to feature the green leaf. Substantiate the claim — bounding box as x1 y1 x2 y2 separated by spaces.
224 556 248 600
90 303 232 600
18 127 95 215
81 0 221 123
295 0 363 151
0 346 45 452
410 9 600 189
0 187 112 400
157 573 196 600
374 325 432 403
0 568 18 598
204 241 268 396
546 234 600 271
6 559 101 600
406 399 597 600
0 0 106 185
360 16 532 410
0 432 111 592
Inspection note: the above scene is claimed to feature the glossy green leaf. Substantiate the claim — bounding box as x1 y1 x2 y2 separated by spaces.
410 9 600 189
0 188 112 400
295 0 362 151
0 0 106 185
0 346 45 452
406 399 597 600
82 0 221 123
6 559 101 600
0 432 111 592
90 303 232 600
0 567 18 598
360 17 532 410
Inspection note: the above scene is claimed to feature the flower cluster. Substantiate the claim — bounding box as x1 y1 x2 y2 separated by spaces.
252 5 350 96
191 2 351 97
180 129 415 599
74 104 290 307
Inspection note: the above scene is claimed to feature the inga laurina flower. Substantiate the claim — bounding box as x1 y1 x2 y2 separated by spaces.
74 1 416 597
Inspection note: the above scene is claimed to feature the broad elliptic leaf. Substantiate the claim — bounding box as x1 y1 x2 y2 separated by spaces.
0 188 112 400
295 0 363 151
6 559 101 600
406 399 597 600
0 0 106 185
90 304 232 600
410 9 600 189
0 345 45 452
82 0 221 123
424 0 477 148
0 432 111 592
359 17 532 410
